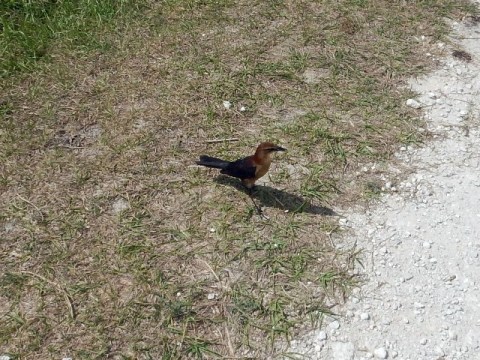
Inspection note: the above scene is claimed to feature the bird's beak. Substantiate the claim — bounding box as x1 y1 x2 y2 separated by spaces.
274 146 287 152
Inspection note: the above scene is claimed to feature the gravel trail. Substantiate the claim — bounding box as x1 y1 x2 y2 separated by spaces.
288 7 480 360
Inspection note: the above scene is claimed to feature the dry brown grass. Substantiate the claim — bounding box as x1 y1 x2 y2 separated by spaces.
1 0 477 358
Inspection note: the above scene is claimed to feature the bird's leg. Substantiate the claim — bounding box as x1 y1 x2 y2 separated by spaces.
247 187 268 218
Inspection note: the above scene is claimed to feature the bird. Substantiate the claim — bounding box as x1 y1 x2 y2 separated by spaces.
196 142 287 189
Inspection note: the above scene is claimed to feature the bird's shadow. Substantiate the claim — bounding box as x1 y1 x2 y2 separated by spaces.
213 175 339 216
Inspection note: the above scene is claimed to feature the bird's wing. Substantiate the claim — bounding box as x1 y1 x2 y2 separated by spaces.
221 156 256 179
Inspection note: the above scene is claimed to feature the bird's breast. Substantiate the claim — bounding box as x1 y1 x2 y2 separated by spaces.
254 160 271 180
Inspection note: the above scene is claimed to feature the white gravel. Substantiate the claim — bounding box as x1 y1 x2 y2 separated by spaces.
286 6 480 360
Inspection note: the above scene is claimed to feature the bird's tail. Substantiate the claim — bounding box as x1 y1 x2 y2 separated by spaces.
196 155 229 169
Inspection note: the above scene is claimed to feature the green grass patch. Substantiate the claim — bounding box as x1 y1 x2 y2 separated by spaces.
1 0 144 77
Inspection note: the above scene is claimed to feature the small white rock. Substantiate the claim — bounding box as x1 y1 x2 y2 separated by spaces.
329 320 341 330
414 302 425 309
239 106 246 112
434 346 445 356
448 331 458 340
0 356 12 360
112 198 129 214
317 330 328 341
406 98 421 109
207 293 216 300
360 312 370 320
422 242 431 249
374 347 388 359
222 100 232 109
420 338 427 345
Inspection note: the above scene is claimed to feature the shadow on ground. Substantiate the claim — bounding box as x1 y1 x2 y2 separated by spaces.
214 175 339 216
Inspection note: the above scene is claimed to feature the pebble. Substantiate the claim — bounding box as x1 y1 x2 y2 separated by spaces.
360 312 370 320
112 198 129 214
422 242 431 249
222 100 232 109
373 347 388 359
0 356 11 360
330 320 341 330
448 331 458 340
406 98 422 108
434 346 445 356
420 338 427 345
317 330 328 341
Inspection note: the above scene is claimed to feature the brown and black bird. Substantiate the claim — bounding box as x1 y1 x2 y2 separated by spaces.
196 142 287 189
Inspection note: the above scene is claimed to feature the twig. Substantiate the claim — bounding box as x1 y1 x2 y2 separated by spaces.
20 271 75 320
17 195 44 221
224 323 235 357
327 232 335 248
198 258 220 282
205 138 239 144
57 145 85 149
17 195 41 211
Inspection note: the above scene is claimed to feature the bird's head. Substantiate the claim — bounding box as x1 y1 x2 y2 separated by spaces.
255 142 287 159
257 142 287 153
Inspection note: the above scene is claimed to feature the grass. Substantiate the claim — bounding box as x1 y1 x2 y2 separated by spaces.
0 0 144 77
0 0 477 358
